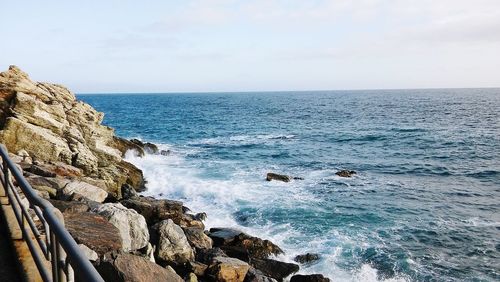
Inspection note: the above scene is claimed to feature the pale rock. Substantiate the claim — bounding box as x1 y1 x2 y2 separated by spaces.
153 219 195 265
78 244 98 261
93 203 149 252
62 181 108 203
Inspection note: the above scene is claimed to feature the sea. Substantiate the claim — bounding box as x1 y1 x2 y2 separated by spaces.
78 89 500 282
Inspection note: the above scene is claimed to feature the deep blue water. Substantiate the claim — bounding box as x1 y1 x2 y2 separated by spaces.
79 89 500 281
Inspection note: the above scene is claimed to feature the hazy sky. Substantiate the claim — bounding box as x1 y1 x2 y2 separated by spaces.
1 0 499 92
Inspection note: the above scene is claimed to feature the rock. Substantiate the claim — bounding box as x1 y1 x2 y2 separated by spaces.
61 181 108 203
160 149 171 156
183 227 213 250
244 267 278 282
290 274 330 282
187 261 208 277
93 203 149 252
209 228 283 260
196 247 227 265
294 253 320 264
335 170 356 177
152 219 194 265
185 272 198 282
97 253 183 282
64 212 122 256
121 183 138 200
32 185 57 198
207 256 250 282
130 139 159 154
266 173 291 182
121 196 185 225
113 136 145 157
49 199 89 214
17 149 32 163
251 258 299 281
36 162 82 177
78 244 98 261
35 189 50 199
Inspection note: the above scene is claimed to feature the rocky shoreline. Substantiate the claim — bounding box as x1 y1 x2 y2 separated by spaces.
0 66 329 282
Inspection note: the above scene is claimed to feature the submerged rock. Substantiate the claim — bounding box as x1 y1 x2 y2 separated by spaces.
266 173 291 182
335 170 356 177
294 253 320 264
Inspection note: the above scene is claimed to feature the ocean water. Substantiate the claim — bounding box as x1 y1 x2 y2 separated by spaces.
79 89 500 282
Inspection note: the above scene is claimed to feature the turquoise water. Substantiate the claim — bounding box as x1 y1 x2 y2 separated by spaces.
79 89 500 281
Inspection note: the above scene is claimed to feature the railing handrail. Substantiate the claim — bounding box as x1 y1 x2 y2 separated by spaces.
0 144 104 282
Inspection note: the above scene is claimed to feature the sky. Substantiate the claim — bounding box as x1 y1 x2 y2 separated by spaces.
1 0 499 93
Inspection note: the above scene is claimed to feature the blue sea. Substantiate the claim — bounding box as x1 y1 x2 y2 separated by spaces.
79 89 500 282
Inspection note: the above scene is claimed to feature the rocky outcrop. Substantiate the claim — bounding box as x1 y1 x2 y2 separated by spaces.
0 65 145 196
97 253 183 282
335 170 356 177
152 219 195 265
93 203 149 252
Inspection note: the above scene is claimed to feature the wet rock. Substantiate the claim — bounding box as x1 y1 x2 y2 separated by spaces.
93 203 149 252
266 173 291 182
152 219 194 265
209 228 284 260
160 149 171 156
130 139 159 155
97 252 183 282
64 212 122 256
244 267 278 282
294 253 320 264
61 180 108 202
251 258 299 281
207 256 250 282
183 227 213 250
335 170 356 177
290 274 330 282
113 136 145 157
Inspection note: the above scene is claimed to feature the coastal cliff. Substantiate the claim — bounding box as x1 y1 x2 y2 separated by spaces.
0 66 329 282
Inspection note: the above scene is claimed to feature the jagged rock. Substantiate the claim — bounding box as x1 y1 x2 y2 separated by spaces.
64 212 122 256
335 170 356 177
49 199 89 214
294 253 320 264
121 196 185 225
78 244 98 261
93 203 149 252
207 256 250 282
244 267 278 282
290 274 330 282
61 181 108 203
121 183 138 200
152 219 195 265
266 173 291 182
130 139 159 154
209 228 283 260
113 136 145 157
183 227 213 250
97 253 183 282
251 258 299 281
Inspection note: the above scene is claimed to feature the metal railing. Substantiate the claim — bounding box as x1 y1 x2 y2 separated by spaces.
0 145 104 282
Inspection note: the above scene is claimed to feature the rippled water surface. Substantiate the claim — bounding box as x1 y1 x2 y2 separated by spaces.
79 89 500 281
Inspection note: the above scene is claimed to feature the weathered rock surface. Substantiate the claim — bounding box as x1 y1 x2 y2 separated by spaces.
294 253 320 264
0 65 145 196
207 256 250 282
152 219 195 265
93 203 149 252
64 212 122 256
78 244 99 261
97 253 183 282
61 181 108 202
183 227 213 250
290 274 330 282
251 258 299 281
335 170 356 177
49 199 89 214
244 267 278 282
266 173 291 182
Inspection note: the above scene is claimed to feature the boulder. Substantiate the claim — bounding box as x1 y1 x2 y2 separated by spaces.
121 183 138 200
209 228 283 260
244 267 278 282
294 253 320 264
335 170 356 177
93 203 149 252
49 199 89 214
121 196 185 225
187 261 208 277
207 256 250 282
112 136 145 157
130 139 159 154
97 253 183 282
251 258 299 281
266 173 291 182
290 274 330 282
78 244 98 261
61 181 108 203
64 212 122 256
183 227 213 250
152 219 194 265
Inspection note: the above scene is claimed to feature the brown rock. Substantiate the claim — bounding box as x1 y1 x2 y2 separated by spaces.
64 212 122 256
207 256 250 282
49 199 89 214
97 253 183 282
183 227 213 250
121 196 184 225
